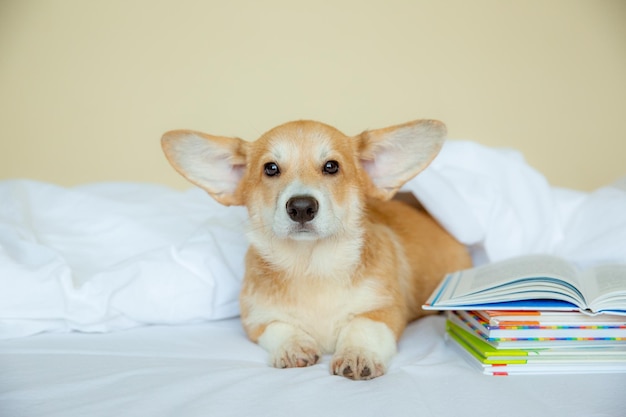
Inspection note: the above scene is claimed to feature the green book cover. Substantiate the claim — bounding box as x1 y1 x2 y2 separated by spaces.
447 320 529 364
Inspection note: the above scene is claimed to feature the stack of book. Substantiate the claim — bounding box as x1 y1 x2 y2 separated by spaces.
446 310 626 375
423 254 626 375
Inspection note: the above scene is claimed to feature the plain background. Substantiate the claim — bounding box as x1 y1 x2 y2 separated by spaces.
1 0 625 191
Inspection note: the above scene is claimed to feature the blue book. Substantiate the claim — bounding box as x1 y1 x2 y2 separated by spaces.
423 254 626 315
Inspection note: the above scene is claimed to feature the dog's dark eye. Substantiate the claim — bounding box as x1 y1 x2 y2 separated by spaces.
323 160 339 175
264 162 280 177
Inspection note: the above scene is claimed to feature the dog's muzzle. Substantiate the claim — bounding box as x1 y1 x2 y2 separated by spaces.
286 196 318 224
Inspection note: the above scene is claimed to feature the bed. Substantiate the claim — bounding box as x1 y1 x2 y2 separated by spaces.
1 140 625 417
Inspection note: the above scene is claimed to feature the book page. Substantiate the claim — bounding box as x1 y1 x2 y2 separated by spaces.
594 265 626 293
453 254 581 296
583 264 626 312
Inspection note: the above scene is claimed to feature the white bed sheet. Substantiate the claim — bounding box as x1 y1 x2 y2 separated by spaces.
1 315 624 417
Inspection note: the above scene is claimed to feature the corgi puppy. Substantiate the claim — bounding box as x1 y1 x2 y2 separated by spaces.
161 119 471 380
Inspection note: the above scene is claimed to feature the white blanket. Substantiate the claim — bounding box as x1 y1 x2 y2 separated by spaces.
1 140 625 338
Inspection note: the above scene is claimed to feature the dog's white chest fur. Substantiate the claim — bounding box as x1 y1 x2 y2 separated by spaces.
253 269 391 353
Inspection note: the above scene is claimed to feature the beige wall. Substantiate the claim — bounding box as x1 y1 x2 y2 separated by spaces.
1 0 625 191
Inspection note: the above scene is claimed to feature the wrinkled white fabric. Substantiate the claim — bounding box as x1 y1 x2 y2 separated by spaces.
0 182 248 338
404 140 626 268
1 140 625 338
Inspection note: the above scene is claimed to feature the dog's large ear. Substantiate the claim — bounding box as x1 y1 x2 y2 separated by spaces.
161 130 247 206
358 119 446 200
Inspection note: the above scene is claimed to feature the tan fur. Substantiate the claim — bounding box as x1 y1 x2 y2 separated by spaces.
162 119 471 380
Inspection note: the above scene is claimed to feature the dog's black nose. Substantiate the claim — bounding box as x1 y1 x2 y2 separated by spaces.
286 196 318 224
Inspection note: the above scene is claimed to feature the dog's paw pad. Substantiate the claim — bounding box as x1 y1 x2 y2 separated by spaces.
331 349 386 380
271 340 321 369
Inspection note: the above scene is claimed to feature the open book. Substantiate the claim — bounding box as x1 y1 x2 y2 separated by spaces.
423 254 626 315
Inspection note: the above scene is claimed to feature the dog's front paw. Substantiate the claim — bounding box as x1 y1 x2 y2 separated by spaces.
271 338 321 369
257 322 322 369
331 348 386 380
